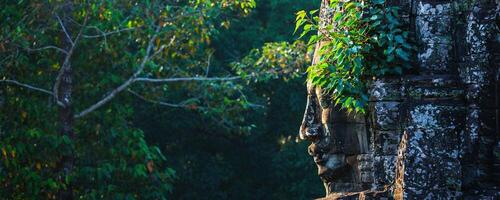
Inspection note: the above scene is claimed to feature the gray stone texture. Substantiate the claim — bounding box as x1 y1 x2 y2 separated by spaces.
305 0 500 199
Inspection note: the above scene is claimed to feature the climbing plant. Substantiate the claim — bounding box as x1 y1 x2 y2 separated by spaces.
295 0 413 113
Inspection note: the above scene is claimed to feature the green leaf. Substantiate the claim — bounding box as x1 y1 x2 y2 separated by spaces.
294 19 306 34
345 2 358 10
385 45 395 55
386 14 399 25
370 20 382 28
395 48 410 61
345 97 352 106
47 179 58 190
333 12 342 22
394 35 404 44
296 10 306 21
304 24 312 31
293 0 413 114
299 29 310 39
387 54 395 62
308 35 318 45
394 66 403 74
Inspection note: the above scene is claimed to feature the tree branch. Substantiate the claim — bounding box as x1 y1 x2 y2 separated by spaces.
127 89 188 108
134 76 241 83
53 14 88 107
83 27 136 38
74 26 161 119
24 45 69 55
56 14 74 46
235 88 265 109
82 26 138 49
0 79 53 95
205 52 213 77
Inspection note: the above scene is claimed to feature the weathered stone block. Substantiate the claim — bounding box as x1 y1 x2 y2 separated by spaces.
414 1 455 74
368 79 402 102
405 75 460 86
331 123 369 154
357 154 374 183
416 1 451 16
417 42 453 73
478 109 499 137
407 86 464 100
406 103 465 130
466 107 499 139
372 130 401 155
416 15 452 44
402 127 463 194
465 4 497 57
465 84 498 108
373 156 396 186
403 189 462 200
370 102 401 131
459 62 496 85
403 76 465 101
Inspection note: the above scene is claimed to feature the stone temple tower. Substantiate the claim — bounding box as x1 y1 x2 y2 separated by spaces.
299 0 499 199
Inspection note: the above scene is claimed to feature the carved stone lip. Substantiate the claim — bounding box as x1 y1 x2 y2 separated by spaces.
317 166 335 181
314 156 326 165
317 165 328 175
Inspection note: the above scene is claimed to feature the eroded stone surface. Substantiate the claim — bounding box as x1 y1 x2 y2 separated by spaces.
303 0 500 199
370 102 401 131
368 79 402 102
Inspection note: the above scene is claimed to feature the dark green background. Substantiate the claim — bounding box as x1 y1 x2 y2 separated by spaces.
135 0 323 199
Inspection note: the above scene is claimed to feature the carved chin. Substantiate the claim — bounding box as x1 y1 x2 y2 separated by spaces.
317 154 346 181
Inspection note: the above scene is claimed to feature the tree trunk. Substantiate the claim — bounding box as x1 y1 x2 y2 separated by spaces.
57 2 75 199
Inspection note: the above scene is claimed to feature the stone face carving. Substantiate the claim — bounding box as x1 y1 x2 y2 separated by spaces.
300 81 371 194
300 0 500 199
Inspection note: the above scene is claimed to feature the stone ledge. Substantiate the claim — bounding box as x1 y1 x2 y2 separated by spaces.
317 187 392 200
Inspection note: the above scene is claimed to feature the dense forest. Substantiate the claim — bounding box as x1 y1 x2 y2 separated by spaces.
0 0 322 199
136 0 323 199
3 0 499 199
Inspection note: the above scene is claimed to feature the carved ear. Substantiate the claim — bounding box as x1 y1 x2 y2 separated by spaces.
321 107 331 125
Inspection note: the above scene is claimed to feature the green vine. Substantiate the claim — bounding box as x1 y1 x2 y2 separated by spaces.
295 0 413 113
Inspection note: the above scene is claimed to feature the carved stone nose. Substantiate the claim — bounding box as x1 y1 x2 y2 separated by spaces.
299 91 323 140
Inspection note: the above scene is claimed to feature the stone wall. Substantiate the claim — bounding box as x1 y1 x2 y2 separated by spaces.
308 0 499 199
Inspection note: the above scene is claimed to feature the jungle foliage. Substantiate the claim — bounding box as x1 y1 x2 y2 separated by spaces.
1 0 322 199
135 0 324 199
296 0 414 113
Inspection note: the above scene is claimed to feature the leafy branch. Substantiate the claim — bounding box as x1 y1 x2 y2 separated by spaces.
295 0 414 113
